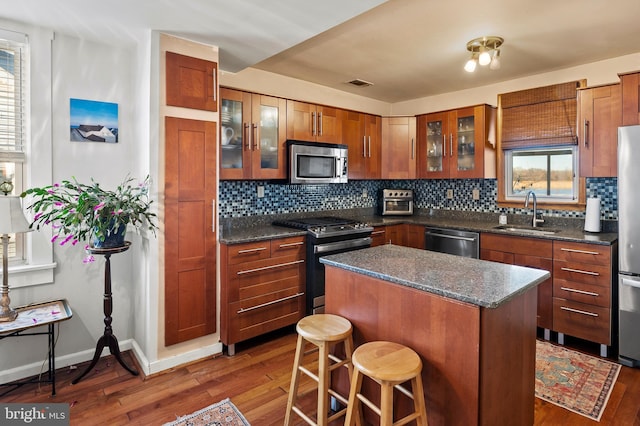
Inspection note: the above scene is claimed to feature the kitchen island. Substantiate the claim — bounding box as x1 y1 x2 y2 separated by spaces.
320 244 550 426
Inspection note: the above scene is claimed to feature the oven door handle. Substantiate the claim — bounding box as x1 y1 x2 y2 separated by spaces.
314 237 372 254
425 231 477 242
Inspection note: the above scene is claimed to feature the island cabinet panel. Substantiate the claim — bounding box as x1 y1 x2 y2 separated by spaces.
220 236 305 348
552 241 616 346
325 265 537 426
480 233 554 330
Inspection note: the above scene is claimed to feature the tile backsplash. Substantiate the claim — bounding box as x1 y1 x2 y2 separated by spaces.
219 178 617 220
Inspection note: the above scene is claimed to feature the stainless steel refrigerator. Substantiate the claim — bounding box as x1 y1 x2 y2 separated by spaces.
618 125 640 367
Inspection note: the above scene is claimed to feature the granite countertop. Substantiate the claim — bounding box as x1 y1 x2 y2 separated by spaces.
320 244 551 308
219 209 618 245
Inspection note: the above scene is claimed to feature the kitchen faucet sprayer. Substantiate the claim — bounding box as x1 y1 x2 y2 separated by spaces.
524 190 545 228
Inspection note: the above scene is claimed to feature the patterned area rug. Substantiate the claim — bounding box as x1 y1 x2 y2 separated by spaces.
163 398 250 426
535 340 621 422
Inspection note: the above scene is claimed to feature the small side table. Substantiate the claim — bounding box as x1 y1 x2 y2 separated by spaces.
0 299 73 396
72 242 139 384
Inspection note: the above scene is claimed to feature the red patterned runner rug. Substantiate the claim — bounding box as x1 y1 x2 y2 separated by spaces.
163 398 250 426
535 340 621 422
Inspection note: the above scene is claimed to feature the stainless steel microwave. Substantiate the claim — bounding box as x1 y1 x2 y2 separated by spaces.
288 140 348 184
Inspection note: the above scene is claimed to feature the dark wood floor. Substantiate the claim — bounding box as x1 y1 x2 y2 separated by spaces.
2 327 640 425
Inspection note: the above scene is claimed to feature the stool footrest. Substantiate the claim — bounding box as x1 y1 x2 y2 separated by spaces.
357 393 382 416
328 388 348 406
298 365 318 383
291 406 316 426
395 383 414 400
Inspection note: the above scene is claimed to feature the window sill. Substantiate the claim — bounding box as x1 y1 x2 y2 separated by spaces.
497 200 586 211
4 262 57 288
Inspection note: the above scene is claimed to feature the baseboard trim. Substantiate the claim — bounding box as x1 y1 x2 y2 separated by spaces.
0 339 224 385
132 340 224 376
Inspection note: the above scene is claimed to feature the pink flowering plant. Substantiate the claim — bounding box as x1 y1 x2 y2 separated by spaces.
20 175 158 250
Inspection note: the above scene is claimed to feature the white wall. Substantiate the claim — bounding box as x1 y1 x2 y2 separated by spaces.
0 28 148 383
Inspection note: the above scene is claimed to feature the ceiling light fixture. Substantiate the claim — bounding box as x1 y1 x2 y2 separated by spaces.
464 36 503 73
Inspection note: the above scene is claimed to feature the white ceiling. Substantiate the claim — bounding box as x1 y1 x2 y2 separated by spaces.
2 0 640 103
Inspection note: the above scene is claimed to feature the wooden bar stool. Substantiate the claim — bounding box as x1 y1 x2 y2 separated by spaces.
284 314 355 426
345 341 428 426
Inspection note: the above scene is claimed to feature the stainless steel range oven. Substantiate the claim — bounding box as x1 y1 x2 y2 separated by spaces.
273 216 373 314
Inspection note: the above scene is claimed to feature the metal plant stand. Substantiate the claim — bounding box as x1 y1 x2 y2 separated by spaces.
72 242 138 384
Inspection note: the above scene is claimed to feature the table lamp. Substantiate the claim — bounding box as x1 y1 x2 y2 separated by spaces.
0 182 32 322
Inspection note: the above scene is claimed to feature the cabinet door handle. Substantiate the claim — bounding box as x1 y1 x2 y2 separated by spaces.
312 111 316 136
212 199 216 233
411 138 415 159
237 246 268 254
237 259 304 275
212 67 217 102
560 306 598 317
363 136 367 157
318 111 323 136
560 286 599 297
252 123 258 150
560 247 600 256
237 292 305 314
243 123 250 150
278 241 304 248
368 136 371 158
583 119 589 147
442 135 446 158
560 267 599 276
450 134 453 157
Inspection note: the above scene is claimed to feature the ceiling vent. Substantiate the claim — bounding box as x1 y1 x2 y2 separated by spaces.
347 78 373 87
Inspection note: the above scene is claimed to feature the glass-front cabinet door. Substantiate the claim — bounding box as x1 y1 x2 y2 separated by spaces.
456 113 476 173
220 89 286 180
220 88 251 180
418 111 449 178
250 94 287 180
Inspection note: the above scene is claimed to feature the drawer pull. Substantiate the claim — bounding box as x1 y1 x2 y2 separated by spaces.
371 230 386 235
560 267 599 276
237 246 268 254
560 247 600 256
278 241 304 248
237 292 305 314
237 259 305 275
560 286 599 297
560 306 598 317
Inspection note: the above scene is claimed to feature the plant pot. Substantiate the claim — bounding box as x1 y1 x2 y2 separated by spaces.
92 219 127 249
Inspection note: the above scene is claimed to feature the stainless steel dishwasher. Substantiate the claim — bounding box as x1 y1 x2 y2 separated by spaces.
424 227 479 258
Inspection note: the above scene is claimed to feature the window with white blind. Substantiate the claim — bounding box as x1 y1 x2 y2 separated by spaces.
0 30 28 264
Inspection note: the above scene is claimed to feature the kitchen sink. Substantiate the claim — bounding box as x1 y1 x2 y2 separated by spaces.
493 224 559 236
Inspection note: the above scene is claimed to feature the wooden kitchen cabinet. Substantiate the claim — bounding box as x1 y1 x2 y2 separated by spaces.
286 100 341 143
481 233 554 330
405 224 425 249
220 236 306 354
620 71 640 125
343 110 381 179
166 51 217 111
552 240 617 354
220 88 287 180
381 116 417 179
370 226 387 247
578 83 622 177
417 104 496 179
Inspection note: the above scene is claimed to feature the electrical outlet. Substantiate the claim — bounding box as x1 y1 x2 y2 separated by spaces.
446 189 453 199
257 185 264 198
472 189 480 200
362 188 367 198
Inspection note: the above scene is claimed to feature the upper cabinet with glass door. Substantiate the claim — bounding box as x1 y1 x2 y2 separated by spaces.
220 88 287 180
418 104 496 179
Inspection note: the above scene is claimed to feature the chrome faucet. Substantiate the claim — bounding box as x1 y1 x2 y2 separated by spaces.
524 190 545 227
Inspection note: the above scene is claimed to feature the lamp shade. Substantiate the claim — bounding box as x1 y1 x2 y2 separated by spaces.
0 195 31 234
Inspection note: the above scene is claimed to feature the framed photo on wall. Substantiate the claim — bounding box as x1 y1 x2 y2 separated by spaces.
70 98 119 143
